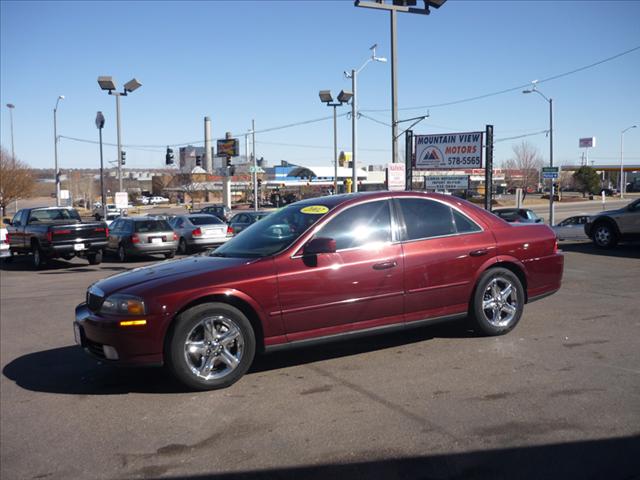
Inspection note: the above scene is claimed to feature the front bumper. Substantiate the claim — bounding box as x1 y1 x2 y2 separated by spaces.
74 303 164 366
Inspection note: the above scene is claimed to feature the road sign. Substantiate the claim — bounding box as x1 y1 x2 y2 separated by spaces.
542 166 559 179
414 132 483 170
249 166 265 173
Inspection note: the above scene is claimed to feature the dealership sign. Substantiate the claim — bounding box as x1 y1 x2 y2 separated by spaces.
424 175 469 191
415 132 483 170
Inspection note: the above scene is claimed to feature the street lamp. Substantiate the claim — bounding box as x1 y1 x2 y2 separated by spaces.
523 84 555 226
53 95 65 206
96 111 106 219
345 44 387 193
620 125 637 199
97 75 142 192
319 89 353 193
355 0 447 164
6 103 17 212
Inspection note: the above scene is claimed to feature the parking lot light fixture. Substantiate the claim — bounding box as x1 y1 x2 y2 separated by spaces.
319 89 352 193
620 125 637 199
53 95 65 206
97 76 142 192
523 85 554 226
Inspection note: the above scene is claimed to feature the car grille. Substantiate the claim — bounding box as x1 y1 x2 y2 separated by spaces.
84 338 106 359
87 291 104 312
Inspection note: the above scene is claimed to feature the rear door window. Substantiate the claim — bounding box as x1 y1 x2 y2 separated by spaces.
396 198 456 240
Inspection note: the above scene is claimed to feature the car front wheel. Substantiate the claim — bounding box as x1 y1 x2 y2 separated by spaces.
470 268 524 336
165 303 256 391
117 245 127 262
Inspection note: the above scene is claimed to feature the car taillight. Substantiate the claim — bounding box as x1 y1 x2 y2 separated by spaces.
106 227 109 237
55 229 72 235
4 233 10 244
46 231 53 242
553 238 558 254
95 227 106 233
227 225 234 236
132 233 140 244
173 232 178 241
192 227 202 237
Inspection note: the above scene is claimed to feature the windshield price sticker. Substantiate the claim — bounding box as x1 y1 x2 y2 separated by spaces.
415 132 483 170
300 206 329 215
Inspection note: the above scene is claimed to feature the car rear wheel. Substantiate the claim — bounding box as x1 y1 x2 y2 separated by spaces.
592 222 618 249
117 245 127 262
470 268 524 336
165 251 176 259
31 242 45 269
165 303 256 391
88 250 103 265
178 238 188 255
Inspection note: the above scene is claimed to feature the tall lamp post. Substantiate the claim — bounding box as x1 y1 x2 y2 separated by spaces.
345 45 387 193
53 95 65 206
319 89 353 193
355 0 446 164
97 76 142 192
523 84 554 226
96 111 106 219
6 103 17 212
620 125 637 199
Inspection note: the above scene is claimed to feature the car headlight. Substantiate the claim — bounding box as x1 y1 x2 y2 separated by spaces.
100 294 146 316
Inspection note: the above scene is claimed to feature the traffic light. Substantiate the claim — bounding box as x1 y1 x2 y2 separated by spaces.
165 147 174 165
120 150 126 165
225 157 232 168
257 178 263 187
195 155 202 167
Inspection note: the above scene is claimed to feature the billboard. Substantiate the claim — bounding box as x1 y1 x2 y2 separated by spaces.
386 163 405 191
579 137 596 148
216 138 239 157
415 132 483 170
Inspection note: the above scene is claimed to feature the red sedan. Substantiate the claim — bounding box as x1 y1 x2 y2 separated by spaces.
75 192 563 390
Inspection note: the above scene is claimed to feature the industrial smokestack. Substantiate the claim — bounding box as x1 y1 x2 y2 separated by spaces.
204 116 212 173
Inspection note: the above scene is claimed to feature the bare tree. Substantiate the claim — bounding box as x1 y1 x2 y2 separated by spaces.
0 146 35 216
502 141 544 200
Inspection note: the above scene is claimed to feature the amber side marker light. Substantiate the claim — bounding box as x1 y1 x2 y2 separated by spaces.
119 320 147 327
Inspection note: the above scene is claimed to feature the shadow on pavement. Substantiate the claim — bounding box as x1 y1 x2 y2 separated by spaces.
2 321 473 395
139 435 639 480
560 241 640 258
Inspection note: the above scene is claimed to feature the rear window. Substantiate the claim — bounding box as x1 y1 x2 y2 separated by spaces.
134 220 172 232
189 216 223 226
29 209 81 222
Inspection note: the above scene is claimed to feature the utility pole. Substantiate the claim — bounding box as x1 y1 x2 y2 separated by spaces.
390 9 398 164
252 119 257 211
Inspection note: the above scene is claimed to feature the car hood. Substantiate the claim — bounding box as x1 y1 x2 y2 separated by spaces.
592 207 625 218
94 255 250 295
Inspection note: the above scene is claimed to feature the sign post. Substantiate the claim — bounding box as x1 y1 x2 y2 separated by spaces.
216 134 239 209
484 125 493 211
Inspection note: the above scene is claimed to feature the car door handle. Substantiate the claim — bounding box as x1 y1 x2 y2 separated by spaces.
469 249 489 257
373 260 398 270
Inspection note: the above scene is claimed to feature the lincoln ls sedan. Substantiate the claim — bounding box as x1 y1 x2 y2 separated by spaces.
75 192 564 390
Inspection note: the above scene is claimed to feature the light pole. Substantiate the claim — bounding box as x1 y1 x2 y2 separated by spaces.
620 125 637 199
6 103 17 212
523 84 554 226
355 1 446 164
345 45 387 193
96 111 106 219
319 89 353 193
53 95 65 206
97 76 142 192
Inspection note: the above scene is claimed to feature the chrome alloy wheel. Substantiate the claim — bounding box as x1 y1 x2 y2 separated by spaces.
482 277 518 328
594 225 612 247
183 315 244 381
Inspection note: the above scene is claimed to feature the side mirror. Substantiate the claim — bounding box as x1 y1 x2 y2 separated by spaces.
303 237 336 256
535 218 543 223
3 218 11 225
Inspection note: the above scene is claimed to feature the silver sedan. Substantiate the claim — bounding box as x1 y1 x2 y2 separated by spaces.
552 215 590 241
170 214 231 254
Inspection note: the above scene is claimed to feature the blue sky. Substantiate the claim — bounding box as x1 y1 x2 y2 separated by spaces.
1 0 639 171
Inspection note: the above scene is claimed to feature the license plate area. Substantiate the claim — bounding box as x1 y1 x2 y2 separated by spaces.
74 243 85 251
150 237 162 244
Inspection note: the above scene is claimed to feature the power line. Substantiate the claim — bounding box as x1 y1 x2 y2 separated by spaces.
360 45 640 113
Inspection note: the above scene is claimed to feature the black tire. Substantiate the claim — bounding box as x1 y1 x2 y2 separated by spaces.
165 250 176 259
165 303 256 391
117 245 127 263
88 250 103 265
31 242 45 269
469 267 524 336
178 238 189 255
94 213 102 221
592 222 618 249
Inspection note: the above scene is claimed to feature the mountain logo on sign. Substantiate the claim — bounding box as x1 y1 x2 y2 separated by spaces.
419 146 443 167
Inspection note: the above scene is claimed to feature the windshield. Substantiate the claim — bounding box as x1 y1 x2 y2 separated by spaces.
134 220 172 232
211 204 329 258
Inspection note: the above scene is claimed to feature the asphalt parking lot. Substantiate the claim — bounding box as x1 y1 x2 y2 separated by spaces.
1 243 639 480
